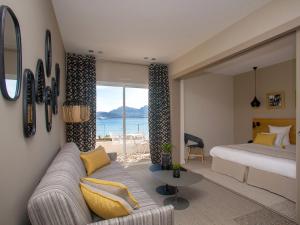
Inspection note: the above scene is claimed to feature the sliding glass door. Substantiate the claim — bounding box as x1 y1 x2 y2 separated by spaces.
125 87 149 162
96 85 125 156
96 84 149 163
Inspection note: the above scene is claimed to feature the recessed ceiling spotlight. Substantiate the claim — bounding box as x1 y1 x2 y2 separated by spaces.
144 57 149 60
151 58 156 61
97 51 103 54
88 50 94 53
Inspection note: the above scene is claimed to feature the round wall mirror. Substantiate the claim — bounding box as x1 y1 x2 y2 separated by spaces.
55 63 60 96
45 30 52 77
0 5 22 101
51 78 58 115
35 59 45 104
44 86 52 132
23 69 36 138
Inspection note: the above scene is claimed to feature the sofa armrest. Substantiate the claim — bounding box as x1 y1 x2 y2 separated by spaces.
107 152 117 161
88 205 174 225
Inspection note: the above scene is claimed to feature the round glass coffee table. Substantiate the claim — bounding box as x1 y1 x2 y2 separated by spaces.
152 170 202 210
149 164 177 195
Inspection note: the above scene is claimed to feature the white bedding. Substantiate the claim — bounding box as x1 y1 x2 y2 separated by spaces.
210 144 296 179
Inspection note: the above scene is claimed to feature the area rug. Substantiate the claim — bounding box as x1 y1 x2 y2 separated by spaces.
124 162 296 225
234 208 297 225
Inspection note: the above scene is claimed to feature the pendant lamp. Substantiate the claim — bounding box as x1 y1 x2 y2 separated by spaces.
250 66 260 108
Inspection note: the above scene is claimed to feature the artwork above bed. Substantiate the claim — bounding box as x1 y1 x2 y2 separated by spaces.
252 118 296 145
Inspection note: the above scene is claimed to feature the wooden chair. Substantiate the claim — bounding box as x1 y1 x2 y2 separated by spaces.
184 133 205 163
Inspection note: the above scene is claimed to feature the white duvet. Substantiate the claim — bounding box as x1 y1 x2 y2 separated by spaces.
210 144 296 179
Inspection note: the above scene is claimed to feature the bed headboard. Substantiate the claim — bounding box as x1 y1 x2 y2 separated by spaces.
252 118 296 144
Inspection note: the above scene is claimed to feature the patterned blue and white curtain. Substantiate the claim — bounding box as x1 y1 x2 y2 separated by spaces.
65 53 96 152
148 64 171 164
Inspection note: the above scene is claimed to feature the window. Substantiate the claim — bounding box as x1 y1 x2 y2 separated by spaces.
96 84 149 163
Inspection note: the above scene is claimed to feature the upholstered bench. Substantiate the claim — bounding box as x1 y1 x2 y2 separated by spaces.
28 142 174 225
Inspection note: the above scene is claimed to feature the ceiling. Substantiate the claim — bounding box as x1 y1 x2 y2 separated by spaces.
204 33 296 76
51 0 272 64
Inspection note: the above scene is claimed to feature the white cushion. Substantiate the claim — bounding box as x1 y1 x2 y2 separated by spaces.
268 125 291 146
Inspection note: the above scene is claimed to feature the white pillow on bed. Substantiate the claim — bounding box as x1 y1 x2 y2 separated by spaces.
268 125 291 146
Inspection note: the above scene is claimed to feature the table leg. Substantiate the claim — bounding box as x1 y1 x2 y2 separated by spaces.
156 184 177 195
163 186 190 210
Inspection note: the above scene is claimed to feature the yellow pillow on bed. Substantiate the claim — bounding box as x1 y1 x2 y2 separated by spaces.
254 133 277 146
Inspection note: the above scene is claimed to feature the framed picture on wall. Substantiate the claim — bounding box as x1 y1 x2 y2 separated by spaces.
266 91 285 109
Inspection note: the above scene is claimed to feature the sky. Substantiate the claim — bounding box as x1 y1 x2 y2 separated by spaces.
6 79 17 97
96 85 148 112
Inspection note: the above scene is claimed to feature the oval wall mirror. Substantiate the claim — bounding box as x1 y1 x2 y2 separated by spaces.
23 69 36 138
0 5 22 101
55 63 60 96
51 77 58 115
44 86 52 132
35 59 45 104
45 30 52 77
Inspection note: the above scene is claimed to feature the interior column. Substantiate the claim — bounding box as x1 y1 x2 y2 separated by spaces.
295 29 300 224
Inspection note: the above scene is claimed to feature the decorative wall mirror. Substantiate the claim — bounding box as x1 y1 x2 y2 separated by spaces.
0 5 22 101
23 69 36 138
35 59 45 103
51 78 58 115
45 29 52 77
44 86 52 132
55 63 60 96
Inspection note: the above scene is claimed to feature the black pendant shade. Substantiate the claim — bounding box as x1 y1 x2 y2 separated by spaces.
250 66 260 108
251 96 261 107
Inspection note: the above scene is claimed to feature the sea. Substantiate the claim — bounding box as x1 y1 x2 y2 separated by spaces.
96 117 149 138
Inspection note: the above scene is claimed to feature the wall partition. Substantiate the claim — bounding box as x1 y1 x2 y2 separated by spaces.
296 29 300 224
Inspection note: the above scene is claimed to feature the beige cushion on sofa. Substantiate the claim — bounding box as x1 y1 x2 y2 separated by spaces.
81 177 140 209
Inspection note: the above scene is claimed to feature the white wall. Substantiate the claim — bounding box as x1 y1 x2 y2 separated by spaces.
234 60 296 143
0 1 66 225
169 78 181 163
184 74 234 155
96 60 148 85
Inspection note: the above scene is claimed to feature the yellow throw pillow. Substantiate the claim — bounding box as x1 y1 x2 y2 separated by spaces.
80 183 132 219
81 177 140 209
80 146 111 175
254 133 277 146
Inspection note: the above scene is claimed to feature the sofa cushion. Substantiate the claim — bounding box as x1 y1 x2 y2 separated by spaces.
28 143 92 225
89 161 158 213
81 177 140 209
80 147 111 176
80 182 133 219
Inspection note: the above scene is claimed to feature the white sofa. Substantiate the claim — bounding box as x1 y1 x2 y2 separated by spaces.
27 142 174 225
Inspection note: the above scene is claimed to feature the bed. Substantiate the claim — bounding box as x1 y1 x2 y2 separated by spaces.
209 118 297 202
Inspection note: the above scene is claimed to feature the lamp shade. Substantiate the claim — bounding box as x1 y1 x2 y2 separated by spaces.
251 96 261 107
62 101 90 123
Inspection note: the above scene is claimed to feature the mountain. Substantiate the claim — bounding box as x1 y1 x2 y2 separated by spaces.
97 105 148 118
